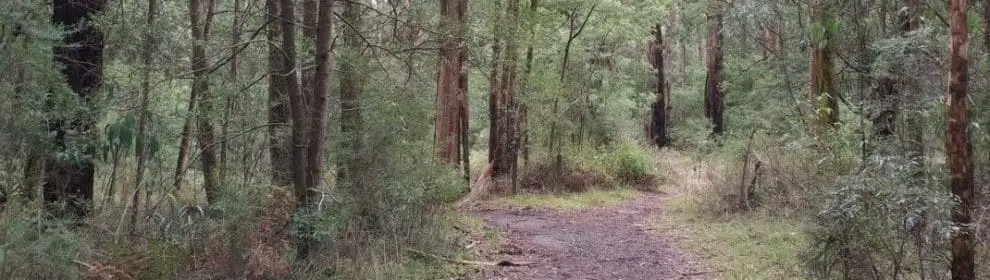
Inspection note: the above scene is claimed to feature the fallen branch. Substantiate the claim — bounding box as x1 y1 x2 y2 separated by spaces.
454 161 495 209
407 248 532 267
682 270 725 277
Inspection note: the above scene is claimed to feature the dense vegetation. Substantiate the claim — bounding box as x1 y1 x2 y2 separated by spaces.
1 0 989 279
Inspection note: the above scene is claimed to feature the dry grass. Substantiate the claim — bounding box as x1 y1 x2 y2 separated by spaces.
650 149 808 279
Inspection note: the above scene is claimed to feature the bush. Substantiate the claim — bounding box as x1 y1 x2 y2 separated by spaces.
805 156 954 280
611 143 654 185
0 203 84 280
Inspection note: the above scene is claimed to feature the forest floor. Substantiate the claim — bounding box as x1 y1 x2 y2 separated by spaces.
470 191 710 280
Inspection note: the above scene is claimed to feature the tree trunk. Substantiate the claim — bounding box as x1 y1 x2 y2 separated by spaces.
675 5 687 87
266 0 291 186
519 0 538 167
340 0 375 225
172 88 197 191
301 0 317 118
947 1 975 279
490 0 521 178
649 24 669 147
305 0 332 203
436 0 469 167
189 0 221 205
703 8 724 136
46 0 107 218
809 0 839 129
131 0 157 234
277 0 310 202
220 0 243 182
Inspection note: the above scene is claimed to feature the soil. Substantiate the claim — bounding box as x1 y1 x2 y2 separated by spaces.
473 193 709 280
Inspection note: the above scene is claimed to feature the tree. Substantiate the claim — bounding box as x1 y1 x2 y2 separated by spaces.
339 0 364 202
808 0 839 129
45 0 107 218
305 0 332 204
703 4 724 136
276 0 310 204
266 0 291 186
130 0 158 233
189 0 221 204
549 3 596 175
435 0 469 169
489 0 521 178
946 0 975 278
648 24 670 147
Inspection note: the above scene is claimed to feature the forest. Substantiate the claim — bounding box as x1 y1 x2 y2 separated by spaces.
1 0 989 279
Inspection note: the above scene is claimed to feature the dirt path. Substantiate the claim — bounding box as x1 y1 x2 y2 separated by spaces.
473 193 708 280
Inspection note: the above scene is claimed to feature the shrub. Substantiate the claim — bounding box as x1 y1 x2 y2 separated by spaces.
805 157 954 279
611 142 654 186
0 203 84 280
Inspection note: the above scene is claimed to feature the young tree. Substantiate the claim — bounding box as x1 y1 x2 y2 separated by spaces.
45 0 107 217
189 0 221 204
946 0 975 278
130 0 158 233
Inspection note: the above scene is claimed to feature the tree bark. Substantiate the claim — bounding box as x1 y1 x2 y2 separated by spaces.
649 24 669 147
46 0 107 218
277 0 310 202
947 1 975 279
266 0 291 186
703 7 724 136
809 0 839 128
489 0 521 178
436 0 469 167
172 87 197 191
189 0 221 204
339 0 365 195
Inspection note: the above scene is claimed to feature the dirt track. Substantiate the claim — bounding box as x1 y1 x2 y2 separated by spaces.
474 193 709 280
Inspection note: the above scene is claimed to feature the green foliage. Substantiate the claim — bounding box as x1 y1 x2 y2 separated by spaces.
0 203 83 279
806 157 954 279
610 142 653 184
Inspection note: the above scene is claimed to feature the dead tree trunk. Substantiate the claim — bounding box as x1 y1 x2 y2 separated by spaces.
703 7 724 136
649 24 669 147
46 0 107 218
266 0 291 186
947 1 975 279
